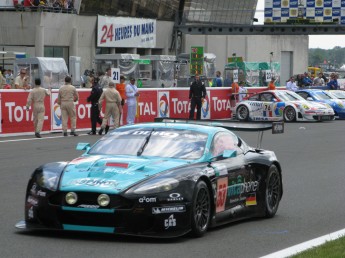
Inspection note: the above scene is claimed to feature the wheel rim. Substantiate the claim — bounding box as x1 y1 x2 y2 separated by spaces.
194 188 210 231
238 106 248 120
267 171 280 211
285 107 295 121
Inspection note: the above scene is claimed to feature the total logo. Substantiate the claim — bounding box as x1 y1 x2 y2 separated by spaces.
158 92 169 117
167 193 184 202
164 214 176 229
201 93 210 119
53 99 62 126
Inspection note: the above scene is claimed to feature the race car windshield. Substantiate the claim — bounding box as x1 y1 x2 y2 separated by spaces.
313 92 332 100
326 91 345 99
88 128 208 160
277 91 306 102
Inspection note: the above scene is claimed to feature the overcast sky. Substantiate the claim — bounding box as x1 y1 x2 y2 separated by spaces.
255 0 345 49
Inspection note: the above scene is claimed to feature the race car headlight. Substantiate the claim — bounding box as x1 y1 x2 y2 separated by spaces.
129 178 180 195
65 192 78 205
323 103 332 109
37 172 59 191
97 194 110 207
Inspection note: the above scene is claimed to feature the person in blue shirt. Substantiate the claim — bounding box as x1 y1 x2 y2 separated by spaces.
327 73 339 90
212 71 223 87
302 72 313 87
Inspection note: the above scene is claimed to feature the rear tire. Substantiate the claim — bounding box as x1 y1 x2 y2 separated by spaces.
236 105 250 121
283 106 296 122
191 181 211 237
264 165 282 218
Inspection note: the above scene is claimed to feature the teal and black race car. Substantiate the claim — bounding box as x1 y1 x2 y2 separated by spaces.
16 119 283 238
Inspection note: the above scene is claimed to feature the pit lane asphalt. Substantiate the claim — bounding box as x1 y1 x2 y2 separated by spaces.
1 122 344 258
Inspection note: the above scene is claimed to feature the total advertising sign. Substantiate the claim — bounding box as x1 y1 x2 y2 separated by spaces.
0 87 268 136
97 15 156 48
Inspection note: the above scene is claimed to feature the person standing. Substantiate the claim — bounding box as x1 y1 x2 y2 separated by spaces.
213 71 223 87
286 76 298 92
189 74 206 120
238 81 248 102
98 81 122 135
313 73 325 86
14 69 30 89
327 73 339 90
99 67 112 88
125 77 140 125
25 78 50 138
86 75 103 135
267 77 276 90
57 76 79 136
116 75 127 124
230 80 239 107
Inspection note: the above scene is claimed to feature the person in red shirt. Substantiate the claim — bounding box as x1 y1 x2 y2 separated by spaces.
268 78 276 90
115 75 126 123
230 81 239 107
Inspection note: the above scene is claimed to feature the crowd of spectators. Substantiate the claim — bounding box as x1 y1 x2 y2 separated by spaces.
292 71 341 90
0 67 14 89
15 0 76 13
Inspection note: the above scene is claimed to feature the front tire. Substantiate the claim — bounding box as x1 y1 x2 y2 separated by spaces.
264 165 282 218
191 181 211 237
283 106 296 122
236 105 250 121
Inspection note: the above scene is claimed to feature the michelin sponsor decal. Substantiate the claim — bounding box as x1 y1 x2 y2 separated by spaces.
152 206 186 214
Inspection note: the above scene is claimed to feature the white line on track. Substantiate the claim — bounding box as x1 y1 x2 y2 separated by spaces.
260 228 345 258
0 133 89 143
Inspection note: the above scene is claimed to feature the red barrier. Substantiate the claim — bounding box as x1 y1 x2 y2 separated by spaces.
0 87 269 136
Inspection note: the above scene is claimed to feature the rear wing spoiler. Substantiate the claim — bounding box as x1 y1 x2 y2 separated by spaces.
154 118 284 148
154 118 284 133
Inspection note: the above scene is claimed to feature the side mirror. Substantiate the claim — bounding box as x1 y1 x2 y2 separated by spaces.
272 98 278 102
223 150 237 158
306 97 313 101
76 143 91 151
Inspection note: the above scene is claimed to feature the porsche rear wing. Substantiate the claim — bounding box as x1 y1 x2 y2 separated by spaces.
154 118 284 148
154 118 283 133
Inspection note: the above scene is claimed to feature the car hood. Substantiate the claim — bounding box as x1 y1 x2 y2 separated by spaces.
59 155 189 193
291 100 330 109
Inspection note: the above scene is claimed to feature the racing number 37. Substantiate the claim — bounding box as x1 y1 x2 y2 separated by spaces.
216 177 228 213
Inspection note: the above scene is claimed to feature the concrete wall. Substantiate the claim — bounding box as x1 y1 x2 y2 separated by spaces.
0 12 308 82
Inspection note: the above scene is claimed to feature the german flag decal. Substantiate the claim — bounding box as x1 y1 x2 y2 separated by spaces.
246 193 257 206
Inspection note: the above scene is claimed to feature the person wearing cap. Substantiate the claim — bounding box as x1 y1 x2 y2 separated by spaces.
98 81 122 135
125 77 140 124
57 76 79 136
86 75 103 135
116 75 127 124
267 77 276 90
26 78 50 138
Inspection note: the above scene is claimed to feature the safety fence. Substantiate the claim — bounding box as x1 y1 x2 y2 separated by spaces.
0 87 266 136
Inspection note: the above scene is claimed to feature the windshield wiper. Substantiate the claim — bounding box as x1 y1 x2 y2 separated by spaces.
137 129 154 156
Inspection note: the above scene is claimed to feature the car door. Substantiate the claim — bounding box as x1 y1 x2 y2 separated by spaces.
258 92 277 120
210 132 251 214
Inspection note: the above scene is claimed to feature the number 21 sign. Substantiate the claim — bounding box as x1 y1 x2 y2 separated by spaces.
111 68 120 83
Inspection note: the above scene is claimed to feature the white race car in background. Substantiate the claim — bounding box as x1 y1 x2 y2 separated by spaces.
233 90 335 122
